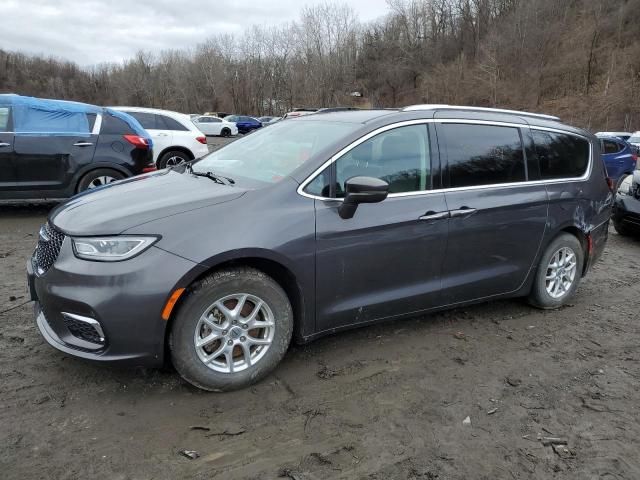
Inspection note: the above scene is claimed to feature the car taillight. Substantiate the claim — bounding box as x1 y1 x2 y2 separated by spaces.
633 152 638 164
142 165 157 173
123 134 150 149
196 136 207 145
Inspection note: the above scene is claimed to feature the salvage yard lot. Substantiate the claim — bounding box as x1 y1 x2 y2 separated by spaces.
1 208 640 478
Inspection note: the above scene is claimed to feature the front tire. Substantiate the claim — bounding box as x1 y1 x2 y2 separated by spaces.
170 267 293 392
528 233 584 309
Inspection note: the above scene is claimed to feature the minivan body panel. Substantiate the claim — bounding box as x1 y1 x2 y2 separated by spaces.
314 193 449 332
441 184 548 304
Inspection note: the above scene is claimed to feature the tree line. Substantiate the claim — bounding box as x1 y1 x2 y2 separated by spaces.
1 0 639 131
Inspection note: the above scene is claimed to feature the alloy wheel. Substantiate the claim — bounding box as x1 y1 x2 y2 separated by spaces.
193 293 275 373
165 155 187 167
545 246 577 299
87 175 117 188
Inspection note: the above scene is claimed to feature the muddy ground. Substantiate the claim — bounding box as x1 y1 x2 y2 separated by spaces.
2 153 640 478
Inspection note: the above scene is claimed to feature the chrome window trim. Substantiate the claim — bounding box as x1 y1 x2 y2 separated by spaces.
296 119 593 201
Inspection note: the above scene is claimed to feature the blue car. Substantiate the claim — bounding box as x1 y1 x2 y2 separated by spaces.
225 115 262 134
601 136 637 188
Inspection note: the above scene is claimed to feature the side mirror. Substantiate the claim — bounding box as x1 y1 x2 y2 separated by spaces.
338 176 389 219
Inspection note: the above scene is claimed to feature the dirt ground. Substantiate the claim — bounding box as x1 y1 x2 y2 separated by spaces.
2 176 640 479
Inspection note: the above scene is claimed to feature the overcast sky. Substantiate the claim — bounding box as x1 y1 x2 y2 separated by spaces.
3 0 390 66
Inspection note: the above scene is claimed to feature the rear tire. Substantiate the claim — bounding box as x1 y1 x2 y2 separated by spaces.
221 128 231 137
528 233 584 309
170 267 293 392
77 168 125 192
158 150 190 169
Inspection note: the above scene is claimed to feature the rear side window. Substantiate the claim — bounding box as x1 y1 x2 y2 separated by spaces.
101 114 133 135
532 130 590 179
440 124 526 188
128 112 157 129
0 107 10 132
602 139 623 154
158 115 188 131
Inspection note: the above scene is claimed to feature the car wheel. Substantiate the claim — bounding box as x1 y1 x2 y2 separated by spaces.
170 267 293 392
528 233 584 309
77 168 125 192
158 150 190 169
221 128 231 137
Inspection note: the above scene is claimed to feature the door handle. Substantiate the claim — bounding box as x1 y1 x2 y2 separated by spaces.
0 142 10 147
419 211 449 221
449 207 477 218
155 133 169 137
73 142 93 147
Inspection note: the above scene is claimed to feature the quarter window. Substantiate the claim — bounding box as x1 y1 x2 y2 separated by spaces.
440 124 526 188
101 114 133 135
602 139 622 154
532 130 589 179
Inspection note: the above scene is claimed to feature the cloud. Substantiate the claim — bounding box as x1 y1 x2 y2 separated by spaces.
2 0 389 66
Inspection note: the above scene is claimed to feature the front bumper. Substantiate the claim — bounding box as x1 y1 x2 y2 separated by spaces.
613 194 640 230
28 239 205 367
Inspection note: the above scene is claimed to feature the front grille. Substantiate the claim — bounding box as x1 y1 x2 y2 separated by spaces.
34 223 65 274
62 316 105 345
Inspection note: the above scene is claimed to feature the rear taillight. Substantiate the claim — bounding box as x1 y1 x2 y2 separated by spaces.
123 134 150 149
633 152 638 164
196 136 207 145
142 165 157 173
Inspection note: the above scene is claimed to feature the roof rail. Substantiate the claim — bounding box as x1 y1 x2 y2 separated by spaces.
402 104 560 121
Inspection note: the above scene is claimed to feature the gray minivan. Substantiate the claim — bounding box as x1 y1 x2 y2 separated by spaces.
28 105 613 391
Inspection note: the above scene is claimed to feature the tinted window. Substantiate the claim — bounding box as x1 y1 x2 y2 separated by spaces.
532 130 590 179
440 124 525 188
209 117 222 123
128 111 157 129
0 107 10 132
86 113 97 131
602 139 623 154
333 124 430 196
157 115 188 131
101 114 133 135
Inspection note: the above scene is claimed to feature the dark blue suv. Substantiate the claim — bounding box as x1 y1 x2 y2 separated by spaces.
225 115 262 134
600 136 637 189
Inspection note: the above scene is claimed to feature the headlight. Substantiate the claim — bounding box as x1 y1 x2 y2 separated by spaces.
71 236 158 261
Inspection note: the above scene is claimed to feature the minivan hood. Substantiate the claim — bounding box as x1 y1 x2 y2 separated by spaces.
50 169 245 236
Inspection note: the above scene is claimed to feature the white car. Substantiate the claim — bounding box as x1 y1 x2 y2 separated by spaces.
628 131 640 150
192 115 238 137
110 107 210 168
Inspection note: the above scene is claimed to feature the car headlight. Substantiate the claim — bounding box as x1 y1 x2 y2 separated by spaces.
72 236 158 261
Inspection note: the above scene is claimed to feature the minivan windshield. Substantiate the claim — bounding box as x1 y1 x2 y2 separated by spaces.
193 120 357 183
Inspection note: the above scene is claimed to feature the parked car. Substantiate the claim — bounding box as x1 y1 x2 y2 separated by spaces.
315 107 361 114
224 115 262 134
257 116 281 126
612 171 640 236
0 94 154 201
29 105 611 391
595 131 632 141
600 136 637 189
628 131 640 153
111 107 209 169
192 115 238 137
283 108 319 119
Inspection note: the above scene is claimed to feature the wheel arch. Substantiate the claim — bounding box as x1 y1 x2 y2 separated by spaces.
163 255 308 360
158 145 195 162
556 225 590 276
75 164 130 193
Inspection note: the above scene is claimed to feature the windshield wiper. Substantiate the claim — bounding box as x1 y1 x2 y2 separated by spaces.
186 163 235 185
